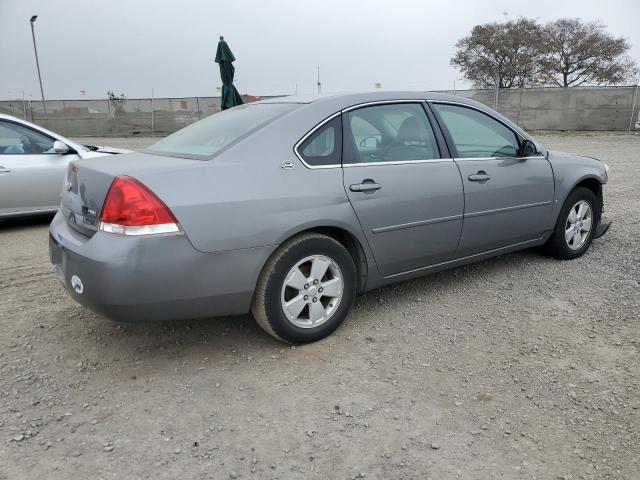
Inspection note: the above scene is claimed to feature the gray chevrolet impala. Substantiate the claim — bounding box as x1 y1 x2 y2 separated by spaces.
49 92 610 343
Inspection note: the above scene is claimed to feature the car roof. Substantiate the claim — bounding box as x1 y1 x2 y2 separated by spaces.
257 90 539 152
258 90 480 107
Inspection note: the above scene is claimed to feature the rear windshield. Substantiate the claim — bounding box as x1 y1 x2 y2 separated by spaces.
146 103 297 159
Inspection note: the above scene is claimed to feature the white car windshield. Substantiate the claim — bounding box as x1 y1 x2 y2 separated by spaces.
147 103 297 159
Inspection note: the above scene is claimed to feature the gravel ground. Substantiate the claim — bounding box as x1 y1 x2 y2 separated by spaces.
1 134 638 480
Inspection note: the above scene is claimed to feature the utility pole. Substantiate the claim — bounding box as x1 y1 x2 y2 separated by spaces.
494 73 500 111
317 67 321 94
29 15 46 115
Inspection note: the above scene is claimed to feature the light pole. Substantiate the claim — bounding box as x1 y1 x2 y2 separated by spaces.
30 15 46 115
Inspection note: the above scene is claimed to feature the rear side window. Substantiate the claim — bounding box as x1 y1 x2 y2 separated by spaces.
432 103 520 158
147 103 297 159
297 116 342 166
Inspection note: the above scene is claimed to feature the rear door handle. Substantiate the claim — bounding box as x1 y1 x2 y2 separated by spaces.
0 166 11 173
349 181 381 192
468 171 491 182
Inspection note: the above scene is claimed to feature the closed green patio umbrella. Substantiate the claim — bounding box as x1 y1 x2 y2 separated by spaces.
215 36 243 110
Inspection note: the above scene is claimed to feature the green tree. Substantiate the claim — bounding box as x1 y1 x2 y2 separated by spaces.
451 18 545 89
540 19 637 87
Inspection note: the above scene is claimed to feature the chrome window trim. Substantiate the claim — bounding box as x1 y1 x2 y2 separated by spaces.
343 158 453 168
342 99 445 166
427 99 522 135
294 99 546 170
294 99 439 169
454 155 545 162
342 99 428 112
293 111 342 170
427 100 545 159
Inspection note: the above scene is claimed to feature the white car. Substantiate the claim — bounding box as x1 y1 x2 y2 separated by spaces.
0 114 129 219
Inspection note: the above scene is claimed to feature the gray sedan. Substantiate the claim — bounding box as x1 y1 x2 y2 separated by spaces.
49 92 610 343
0 113 128 219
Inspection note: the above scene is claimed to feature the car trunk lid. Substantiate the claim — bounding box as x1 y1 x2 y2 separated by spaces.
60 152 201 236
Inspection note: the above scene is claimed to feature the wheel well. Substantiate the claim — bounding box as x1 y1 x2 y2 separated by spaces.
574 178 602 203
574 177 603 212
295 227 368 293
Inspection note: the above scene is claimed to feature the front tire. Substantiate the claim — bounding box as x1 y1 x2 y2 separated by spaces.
251 233 357 344
544 187 600 260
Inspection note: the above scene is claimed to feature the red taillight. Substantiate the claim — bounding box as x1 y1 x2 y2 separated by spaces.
99 176 180 235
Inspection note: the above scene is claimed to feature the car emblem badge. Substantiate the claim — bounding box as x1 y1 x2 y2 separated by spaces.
70 275 84 295
65 181 73 192
281 161 295 170
68 212 76 224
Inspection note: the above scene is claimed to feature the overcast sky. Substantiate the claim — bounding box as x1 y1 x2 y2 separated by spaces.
1 0 639 100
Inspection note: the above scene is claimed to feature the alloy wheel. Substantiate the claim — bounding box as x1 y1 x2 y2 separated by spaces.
565 200 593 250
280 255 344 328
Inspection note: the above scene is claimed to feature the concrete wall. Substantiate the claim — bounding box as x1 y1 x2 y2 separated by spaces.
442 86 640 131
1 87 639 136
0 95 269 137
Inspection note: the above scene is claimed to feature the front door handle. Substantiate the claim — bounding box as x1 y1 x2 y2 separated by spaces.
0 166 11 173
350 180 381 192
468 171 491 182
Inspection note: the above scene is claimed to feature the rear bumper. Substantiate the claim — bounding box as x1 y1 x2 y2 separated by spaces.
49 211 275 322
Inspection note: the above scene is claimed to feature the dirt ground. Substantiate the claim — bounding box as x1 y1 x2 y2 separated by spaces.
1 134 638 480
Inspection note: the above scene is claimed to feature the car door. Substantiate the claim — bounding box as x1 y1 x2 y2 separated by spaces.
430 102 554 256
0 119 73 216
340 102 464 277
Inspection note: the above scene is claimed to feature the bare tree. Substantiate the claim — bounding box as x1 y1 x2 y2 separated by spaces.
107 91 126 115
451 18 545 89
540 19 637 87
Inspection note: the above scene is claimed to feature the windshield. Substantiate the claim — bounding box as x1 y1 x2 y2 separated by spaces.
146 103 297 159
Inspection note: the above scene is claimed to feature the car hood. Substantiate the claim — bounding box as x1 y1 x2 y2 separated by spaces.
92 146 132 154
79 146 132 159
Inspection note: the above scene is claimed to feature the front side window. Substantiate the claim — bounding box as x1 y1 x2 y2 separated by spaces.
432 103 520 158
297 116 341 166
0 120 55 154
147 103 297 159
344 103 439 164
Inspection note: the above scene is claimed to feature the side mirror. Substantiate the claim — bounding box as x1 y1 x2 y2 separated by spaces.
520 139 538 157
53 140 70 154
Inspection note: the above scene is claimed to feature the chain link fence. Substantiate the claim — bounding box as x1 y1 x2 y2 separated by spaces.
0 95 271 137
1 87 638 136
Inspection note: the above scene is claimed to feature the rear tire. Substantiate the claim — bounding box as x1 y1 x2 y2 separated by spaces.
544 187 600 260
251 233 357 344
